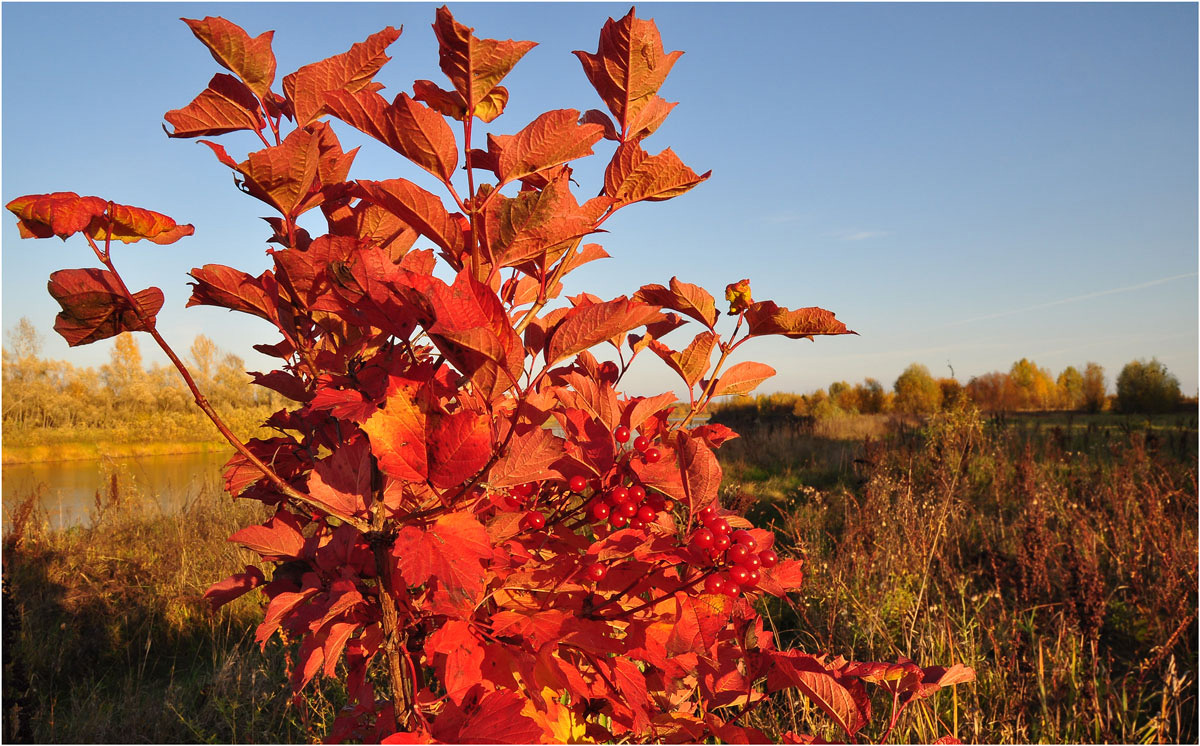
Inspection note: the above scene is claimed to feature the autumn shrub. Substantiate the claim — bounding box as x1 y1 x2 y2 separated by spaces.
6 6 975 742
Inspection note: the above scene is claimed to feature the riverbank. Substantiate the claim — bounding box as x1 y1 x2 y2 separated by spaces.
2 440 232 466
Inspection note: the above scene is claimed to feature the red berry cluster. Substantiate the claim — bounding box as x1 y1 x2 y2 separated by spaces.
688 504 780 598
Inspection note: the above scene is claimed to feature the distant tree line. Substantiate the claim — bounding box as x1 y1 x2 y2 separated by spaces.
2 318 281 432
711 356 1188 420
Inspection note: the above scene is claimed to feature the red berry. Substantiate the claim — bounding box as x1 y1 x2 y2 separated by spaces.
722 581 742 598
708 517 731 535
569 475 587 492
610 486 630 504
590 501 611 521
731 530 757 551
630 518 647 531
512 482 535 498
618 501 638 518
629 485 646 502
758 549 779 569
637 505 656 523
704 574 726 594
524 511 546 530
585 563 607 582
643 447 662 464
690 528 715 550
698 504 716 522
502 494 522 510
728 544 752 565
614 425 631 443
741 555 761 570
599 361 619 379
713 534 731 551
609 513 629 529
633 435 650 452
729 566 751 586
745 569 760 587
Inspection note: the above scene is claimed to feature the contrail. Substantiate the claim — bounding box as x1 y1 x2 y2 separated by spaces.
944 272 1197 327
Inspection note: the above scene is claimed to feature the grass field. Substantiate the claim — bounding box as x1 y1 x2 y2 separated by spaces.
3 407 1195 742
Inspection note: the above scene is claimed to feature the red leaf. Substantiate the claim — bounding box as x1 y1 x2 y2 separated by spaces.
412 79 467 120
625 393 678 432
47 269 163 347
306 438 372 521
487 109 604 185
321 621 358 679
186 264 276 322
356 178 468 256
431 688 544 744
758 558 806 597
182 16 277 99
363 380 429 483
229 510 306 560
486 425 565 489
431 7 536 119
424 620 485 704
546 296 663 365
574 9 683 138
769 652 867 737
425 269 524 400
605 141 710 206
282 26 402 127
745 302 856 340
914 663 977 700
705 361 777 398
164 72 266 137
634 276 718 328
427 410 492 490
677 431 722 510
203 565 264 610
390 512 492 596
7 192 194 244
324 89 459 182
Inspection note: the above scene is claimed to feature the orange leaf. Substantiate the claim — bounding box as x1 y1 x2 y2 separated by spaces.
546 296 663 365
283 26 401 127
489 109 605 185
390 511 492 594
480 171 603 267
362 380 429 483
634 276 718 328
165 72 266 137
306 438 372 521
432 6 536 118
574 9 683 138
228 510 306 560
182 16 277 99
649 331 716 390
324 89 458 182
605 141 710 206
744 302 856 340
356 178 468 256
704 361 777 398
427 410 492 490
7 192 194 245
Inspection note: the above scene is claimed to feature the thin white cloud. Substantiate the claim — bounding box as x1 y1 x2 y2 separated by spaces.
944 272 1198 327
830 229 889 241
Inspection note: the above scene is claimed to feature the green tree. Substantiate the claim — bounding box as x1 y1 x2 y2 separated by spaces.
894 363 942 414
1115 358 1181 414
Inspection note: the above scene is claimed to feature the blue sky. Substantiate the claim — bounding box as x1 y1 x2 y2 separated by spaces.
3 2 1197 398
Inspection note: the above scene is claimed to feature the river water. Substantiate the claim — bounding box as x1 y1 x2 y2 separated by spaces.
2 450 231 531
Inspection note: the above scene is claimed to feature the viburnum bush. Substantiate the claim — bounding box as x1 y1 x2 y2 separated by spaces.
7 7 975 743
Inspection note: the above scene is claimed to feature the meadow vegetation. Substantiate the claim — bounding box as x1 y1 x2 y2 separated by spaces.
5 405 1194 742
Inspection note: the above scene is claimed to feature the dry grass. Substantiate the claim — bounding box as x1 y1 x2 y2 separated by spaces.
1 468 343 743
730 407 1198 742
